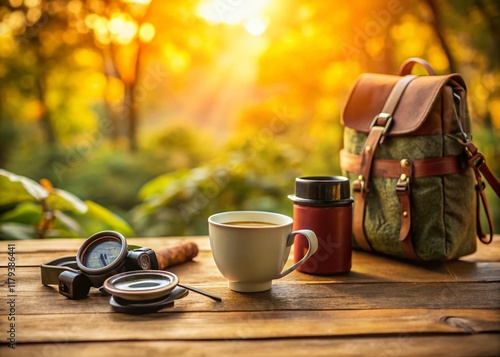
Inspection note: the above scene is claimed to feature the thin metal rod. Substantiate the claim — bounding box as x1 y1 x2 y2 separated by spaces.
178 283 222 302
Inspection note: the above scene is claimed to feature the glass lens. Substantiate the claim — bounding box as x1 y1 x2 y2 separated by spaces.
85 239 122 268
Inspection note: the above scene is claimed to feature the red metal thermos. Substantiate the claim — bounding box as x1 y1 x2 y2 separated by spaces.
288 176 353 275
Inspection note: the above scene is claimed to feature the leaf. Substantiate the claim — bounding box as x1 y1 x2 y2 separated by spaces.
137 169 189 200
47 188 88 214
127 244 142 250
0 169 48 204
0 201 41 225
53 210 84 236
0 222 35 240
84 200 135 237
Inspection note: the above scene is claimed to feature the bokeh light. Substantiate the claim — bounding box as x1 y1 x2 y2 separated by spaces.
138 22 155 42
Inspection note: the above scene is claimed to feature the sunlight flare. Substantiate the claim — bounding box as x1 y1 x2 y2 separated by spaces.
108 12 138 45
197 0 270 29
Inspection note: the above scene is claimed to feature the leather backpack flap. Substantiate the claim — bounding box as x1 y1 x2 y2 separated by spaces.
341 73 468 137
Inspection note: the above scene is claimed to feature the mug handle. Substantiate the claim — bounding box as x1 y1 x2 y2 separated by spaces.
276 230 318 279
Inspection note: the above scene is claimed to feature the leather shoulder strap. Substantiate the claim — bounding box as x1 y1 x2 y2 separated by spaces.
456 138 500 244
381 75 418 115
352 75 417 253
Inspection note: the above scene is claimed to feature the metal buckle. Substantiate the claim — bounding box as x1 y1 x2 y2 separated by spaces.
370 113 393 144
353 175 365 194
396 173 410 193
475 181 486 191
468 152 485 169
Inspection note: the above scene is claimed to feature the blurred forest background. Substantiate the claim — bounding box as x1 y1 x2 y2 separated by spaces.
0 0 499 238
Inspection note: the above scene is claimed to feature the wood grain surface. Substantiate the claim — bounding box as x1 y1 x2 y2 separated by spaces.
1 236 499 357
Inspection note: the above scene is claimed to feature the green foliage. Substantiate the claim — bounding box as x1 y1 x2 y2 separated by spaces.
0 169 134 240
131 164 291 236
129 112 354 237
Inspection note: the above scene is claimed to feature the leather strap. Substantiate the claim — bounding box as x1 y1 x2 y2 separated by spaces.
340 150 465 178
358 124 386 194
358 75 418 193
40 256 79 285
352 184 372 251
352 75 417 253
454 138 500 244
396 160 421 261
479 163 500 196
476 182 492 243
353 120 387 252
398 58 437 76
380 75 418 116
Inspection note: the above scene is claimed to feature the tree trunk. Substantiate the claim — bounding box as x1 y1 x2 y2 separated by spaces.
35 65 58 148
127 40 144 153
102 46 121 145
0 87 13 168
126 82 138 153
474 0 500 70
35 44 57 148
425 0 457 73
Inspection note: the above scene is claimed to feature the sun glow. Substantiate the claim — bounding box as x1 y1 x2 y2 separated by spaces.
108 12 138 45
197 0 270 36
122 0 152 4
244 16 268 36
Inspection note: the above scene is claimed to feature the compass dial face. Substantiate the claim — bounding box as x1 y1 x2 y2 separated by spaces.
84 239 122 269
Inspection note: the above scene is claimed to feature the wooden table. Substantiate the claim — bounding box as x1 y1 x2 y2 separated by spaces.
1 236 499 356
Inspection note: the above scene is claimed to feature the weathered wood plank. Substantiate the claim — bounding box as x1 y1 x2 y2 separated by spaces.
0 237 211 255
1 237 499 356
1 267 499 314
2 334 499 357
5 309 500 343
1 235 499 261
2 249 500 284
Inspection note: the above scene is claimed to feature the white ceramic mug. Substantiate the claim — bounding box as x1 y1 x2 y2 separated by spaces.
208 211 318 293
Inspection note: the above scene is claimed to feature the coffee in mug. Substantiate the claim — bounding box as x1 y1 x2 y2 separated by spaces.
208 211 318 293
224 221 278 227
288 176 353 275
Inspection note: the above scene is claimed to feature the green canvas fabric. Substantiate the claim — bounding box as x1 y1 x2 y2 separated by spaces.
343 128 477 260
